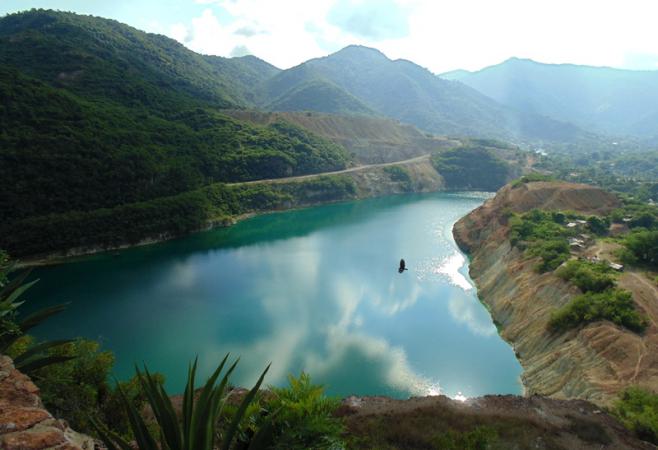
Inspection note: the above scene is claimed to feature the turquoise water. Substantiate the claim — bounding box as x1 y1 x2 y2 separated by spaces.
26 192 522 399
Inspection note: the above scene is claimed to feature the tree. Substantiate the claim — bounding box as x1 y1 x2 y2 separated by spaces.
625 230 658 267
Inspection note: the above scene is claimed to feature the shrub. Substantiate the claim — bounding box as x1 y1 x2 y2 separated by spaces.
261 372 345 450
556 260 616 293
383 166 411 183
431 426 498 450
614 387 658 444
511 173 555 187
33 340 115 433
549 289 647 333
587 216 610 235
527 239 571 273
509 210 578 272
624 230 658 268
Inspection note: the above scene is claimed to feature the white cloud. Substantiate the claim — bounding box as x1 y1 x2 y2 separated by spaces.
177 1 342 67
157 0 658 73
168 23 190 43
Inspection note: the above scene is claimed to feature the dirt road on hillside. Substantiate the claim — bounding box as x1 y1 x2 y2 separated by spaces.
226 154 431 186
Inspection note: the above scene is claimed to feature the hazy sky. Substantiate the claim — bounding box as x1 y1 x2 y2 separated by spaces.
2 0 658 73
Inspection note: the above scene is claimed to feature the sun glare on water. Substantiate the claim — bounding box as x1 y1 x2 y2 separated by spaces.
434 251 473 291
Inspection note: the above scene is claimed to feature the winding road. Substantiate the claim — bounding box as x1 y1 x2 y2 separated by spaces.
226 154 431 186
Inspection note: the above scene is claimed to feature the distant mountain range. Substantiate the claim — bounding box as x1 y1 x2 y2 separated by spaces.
442 57 658 140
256 45 593 143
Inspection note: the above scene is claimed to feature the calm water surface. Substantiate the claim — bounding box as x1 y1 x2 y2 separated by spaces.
27 192 522 399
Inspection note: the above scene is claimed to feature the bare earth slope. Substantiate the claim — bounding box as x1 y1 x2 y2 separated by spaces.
454 182 658 406
223 110 458 164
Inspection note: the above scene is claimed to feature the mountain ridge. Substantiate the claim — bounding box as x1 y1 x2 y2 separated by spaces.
260 43 590 144
443 57 658 138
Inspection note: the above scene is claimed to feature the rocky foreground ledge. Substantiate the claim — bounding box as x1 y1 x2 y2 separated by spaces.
0 355 97 450
341 394 654 449
0 354 654 449
454 181 658 406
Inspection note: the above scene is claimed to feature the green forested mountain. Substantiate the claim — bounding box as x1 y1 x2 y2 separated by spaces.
443 58 658 139
0 10 350 255
260 45 588 143
0 9 279 109
0 66 349 219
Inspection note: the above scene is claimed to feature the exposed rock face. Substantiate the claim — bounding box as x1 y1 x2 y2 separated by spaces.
348 156 443 198
0 355 98 450
454 181 658 405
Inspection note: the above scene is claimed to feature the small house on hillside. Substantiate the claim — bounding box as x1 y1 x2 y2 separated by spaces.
608 262 624 271
568 237 586 251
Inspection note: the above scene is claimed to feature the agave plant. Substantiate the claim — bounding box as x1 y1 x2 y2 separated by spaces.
0 262 73 374
95 355 274 450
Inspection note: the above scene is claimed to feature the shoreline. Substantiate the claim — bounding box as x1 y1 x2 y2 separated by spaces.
18 191 436 267
17 155 451 267
20 189 496 268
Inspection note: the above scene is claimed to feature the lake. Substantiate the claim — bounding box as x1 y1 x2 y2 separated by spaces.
26 192 523 399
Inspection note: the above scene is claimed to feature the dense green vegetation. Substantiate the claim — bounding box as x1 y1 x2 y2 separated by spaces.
614 387 658 445
430 427 498 450
0 9 277 110
431 146 512 191
622 230 658 268
509 209 575 272
550 258 646 334
0 10 358 257
507 206 647 333
256 373 345 449
548 289 647 333
526 239 571 273
1 170 357 257
535 148 658 200
0 67 350 222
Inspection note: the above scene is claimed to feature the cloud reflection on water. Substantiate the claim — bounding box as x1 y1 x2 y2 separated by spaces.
201 211 501 396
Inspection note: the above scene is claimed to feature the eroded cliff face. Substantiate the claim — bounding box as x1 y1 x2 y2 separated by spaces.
0 356 97 450
454 181 658 406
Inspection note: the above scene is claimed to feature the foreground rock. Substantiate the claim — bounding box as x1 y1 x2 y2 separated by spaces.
0 353 653 449
0 355 97 450
454 181 658 405
341 394 654 449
